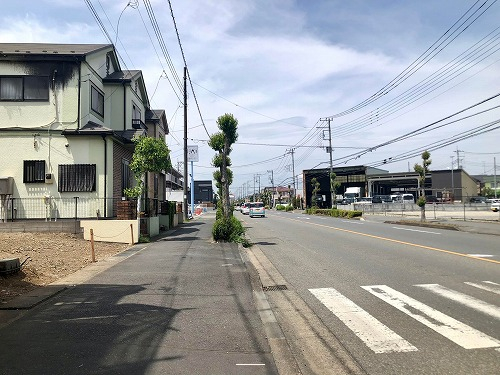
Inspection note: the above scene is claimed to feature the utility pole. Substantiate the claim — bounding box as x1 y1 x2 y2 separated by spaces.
287 148 296 205
327 119 333 208
319 118 334 208
183 66 189 221
256 174 261 201
450 156 454 201
455 148 464 169
268 170 274 208
494 157 497 198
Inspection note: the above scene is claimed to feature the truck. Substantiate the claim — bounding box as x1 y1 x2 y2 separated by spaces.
343 187 361 204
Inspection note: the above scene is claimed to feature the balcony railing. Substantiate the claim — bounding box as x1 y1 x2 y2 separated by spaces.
132 119 147 130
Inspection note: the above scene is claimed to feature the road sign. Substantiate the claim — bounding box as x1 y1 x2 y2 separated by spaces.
187 145 199 162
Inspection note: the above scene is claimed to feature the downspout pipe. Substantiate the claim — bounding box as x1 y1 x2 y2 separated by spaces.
123 82 126 131
102 135 107 217
77 63 81 129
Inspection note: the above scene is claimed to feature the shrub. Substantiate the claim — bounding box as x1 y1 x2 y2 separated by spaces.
417 197 426 207
285 205 294 212
212 216 246 242
276 204 286 211
304 208 362 219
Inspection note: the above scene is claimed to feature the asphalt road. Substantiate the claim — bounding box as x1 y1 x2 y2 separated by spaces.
242 210 500 375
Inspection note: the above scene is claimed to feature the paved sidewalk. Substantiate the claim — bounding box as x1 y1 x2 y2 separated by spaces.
0 212 278 375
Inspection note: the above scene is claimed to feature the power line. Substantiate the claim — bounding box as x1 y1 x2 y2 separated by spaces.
328 0 498 119
166 0 210 138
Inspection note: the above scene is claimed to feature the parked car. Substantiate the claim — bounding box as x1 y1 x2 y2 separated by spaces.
241 202 250 215
372 195 392 203
491 202 500 212
392 194 415 203
357 197 373 204
470 196 488 203
425 195 439 203
249 202 265 218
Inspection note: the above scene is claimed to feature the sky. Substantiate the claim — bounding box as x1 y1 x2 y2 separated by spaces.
1 0 499 197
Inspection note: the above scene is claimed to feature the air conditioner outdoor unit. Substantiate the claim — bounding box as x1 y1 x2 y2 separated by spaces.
0 177 14 195
45 173 54 184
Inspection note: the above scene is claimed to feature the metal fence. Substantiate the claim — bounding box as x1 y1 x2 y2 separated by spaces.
0 197 166 221
351 202 500 221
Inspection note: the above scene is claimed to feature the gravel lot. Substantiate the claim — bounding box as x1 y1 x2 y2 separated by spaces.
0 233 129 303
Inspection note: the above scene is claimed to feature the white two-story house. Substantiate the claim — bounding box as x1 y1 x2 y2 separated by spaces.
0 43 170 220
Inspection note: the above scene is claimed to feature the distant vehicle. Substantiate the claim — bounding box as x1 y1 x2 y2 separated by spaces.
491 202 500 212
425 195 439 203
234 204 241 212
241 202 250 215
372 195 392 203
249 202 265 218
469 196 487 203
357 197 373 204
344 187 361 202
393 194 415 203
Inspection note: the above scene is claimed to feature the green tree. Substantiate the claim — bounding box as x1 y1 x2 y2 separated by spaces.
124 136 172 214
311 177 320 208
414 150 431 221
208 114 238 221
330 172 341 207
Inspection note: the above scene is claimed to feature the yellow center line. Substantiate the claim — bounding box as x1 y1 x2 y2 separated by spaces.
282 216 500 265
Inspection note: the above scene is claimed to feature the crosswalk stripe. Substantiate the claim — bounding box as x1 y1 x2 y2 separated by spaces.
464 281 500 295
362 285 500 349
309 287 417 353
415 284 500 320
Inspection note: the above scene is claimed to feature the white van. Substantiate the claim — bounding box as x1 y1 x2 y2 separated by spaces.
392 194 415 203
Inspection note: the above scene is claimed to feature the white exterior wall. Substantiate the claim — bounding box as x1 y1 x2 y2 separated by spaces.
0 133 105 197
0 63 79 131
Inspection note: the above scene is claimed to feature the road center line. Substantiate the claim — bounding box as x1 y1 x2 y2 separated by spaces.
280 216 500 265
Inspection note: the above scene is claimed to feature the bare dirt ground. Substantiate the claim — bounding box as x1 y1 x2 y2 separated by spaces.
0 233 129 304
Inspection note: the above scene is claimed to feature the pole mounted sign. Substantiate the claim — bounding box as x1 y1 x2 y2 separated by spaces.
187 145 199 162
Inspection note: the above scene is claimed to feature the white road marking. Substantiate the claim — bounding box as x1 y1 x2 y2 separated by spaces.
362 285 500 349
392 227 441 235
466 254 494 258
415 284 500 320
341 220 363 225
465 281 500 295
54 301 95 306
236 364 266 366
309 287 417 353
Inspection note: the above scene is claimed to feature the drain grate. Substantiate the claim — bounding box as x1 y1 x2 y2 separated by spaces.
262 284 288 292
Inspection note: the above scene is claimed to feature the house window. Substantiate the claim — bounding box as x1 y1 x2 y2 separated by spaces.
121 159 131 195
58 164 96 192
91 85 104 117
132 104 141 120
0 76 49 101
23 160 45 183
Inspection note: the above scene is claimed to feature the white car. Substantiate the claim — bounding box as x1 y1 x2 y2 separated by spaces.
241 202 250 215
491 202 500 212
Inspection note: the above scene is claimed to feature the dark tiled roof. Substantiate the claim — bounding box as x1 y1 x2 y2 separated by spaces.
103 70 141 82
0 43 111 56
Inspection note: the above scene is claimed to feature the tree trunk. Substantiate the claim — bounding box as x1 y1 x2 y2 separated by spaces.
221 144 231 220
420 205 426 222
